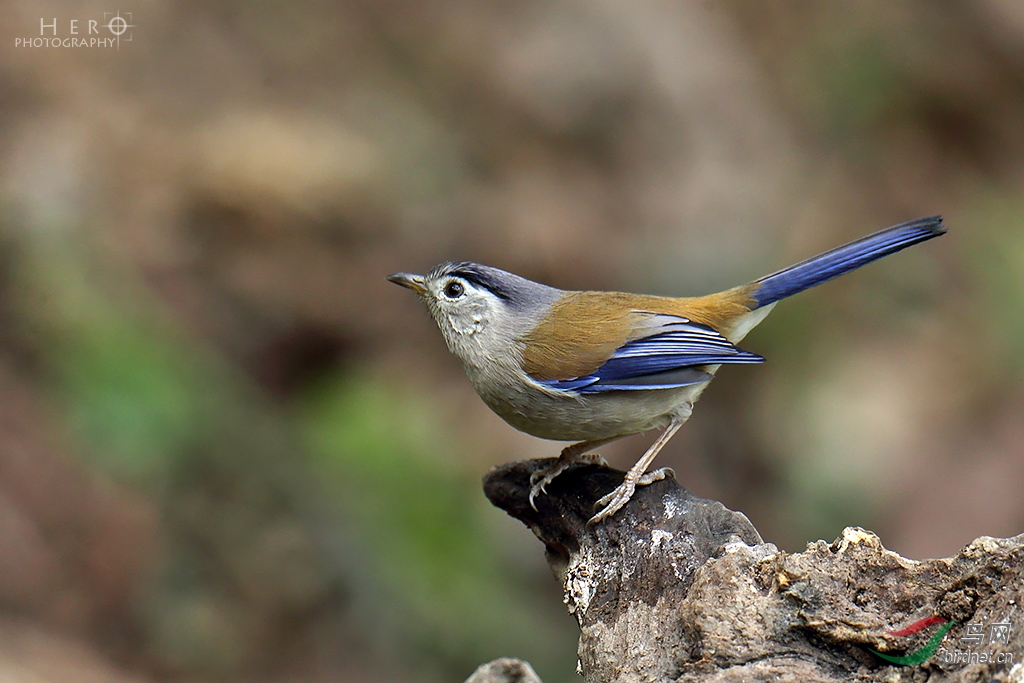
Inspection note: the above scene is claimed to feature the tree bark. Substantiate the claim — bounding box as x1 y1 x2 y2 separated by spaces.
470 459 1023 683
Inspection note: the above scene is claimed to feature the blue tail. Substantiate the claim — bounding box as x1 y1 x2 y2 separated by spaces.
751 216 945 308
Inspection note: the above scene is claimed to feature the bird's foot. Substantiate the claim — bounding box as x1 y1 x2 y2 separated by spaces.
529 452 608 510
588 467 676 525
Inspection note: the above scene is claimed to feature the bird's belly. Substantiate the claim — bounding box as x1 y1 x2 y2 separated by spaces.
477 379 705 442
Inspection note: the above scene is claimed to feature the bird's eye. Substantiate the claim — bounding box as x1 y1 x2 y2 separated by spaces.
443 280 465 299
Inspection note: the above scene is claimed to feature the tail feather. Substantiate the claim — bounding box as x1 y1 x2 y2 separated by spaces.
751 216 945 308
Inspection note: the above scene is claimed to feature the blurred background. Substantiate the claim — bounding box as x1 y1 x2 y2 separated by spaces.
1 1 1023 681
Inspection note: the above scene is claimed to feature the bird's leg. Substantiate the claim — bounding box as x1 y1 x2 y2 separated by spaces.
528 437 620 510
588 415 684 524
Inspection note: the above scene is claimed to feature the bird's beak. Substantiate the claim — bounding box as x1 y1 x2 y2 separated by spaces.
386 272 427 295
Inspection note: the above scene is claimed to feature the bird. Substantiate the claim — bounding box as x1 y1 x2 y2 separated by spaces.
387 216 946 523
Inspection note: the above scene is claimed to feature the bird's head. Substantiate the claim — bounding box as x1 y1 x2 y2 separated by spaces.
387 262 560 367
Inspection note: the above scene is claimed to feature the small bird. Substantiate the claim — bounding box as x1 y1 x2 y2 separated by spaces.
388 216 945 523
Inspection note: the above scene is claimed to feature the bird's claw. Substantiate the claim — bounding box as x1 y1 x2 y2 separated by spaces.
528 452 608 511
587 467 675 525
527 480 548 511
644 467 675 484
529 466 563 510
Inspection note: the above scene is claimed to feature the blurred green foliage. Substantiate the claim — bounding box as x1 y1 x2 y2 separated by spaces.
969 201 1024 381
39 256 210 484
21 243 577 681
301 376 578 680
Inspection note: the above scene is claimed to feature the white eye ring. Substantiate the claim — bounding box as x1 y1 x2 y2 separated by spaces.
443 280 465 299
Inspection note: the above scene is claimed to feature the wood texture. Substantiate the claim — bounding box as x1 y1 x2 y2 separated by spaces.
479 459 1024 683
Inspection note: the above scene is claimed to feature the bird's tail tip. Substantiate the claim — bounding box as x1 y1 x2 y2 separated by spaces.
751 215 946 308
905 214 946 235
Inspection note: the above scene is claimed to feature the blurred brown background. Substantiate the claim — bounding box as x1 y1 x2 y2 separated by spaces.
1 1 1023 681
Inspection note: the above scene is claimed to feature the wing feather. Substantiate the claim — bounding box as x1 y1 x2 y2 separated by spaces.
533 314 764 393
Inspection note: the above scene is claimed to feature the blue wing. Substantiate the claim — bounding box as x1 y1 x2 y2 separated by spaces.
536 317 764 393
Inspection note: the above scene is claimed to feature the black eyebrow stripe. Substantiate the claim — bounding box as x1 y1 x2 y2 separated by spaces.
446 265 514 302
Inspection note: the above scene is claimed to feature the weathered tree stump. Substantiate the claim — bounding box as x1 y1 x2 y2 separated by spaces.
469 459 1023 683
